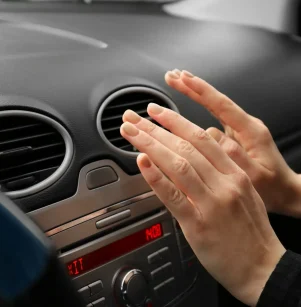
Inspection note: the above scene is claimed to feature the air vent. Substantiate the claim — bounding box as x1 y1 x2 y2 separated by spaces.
0 110 73 198
96 87 179 156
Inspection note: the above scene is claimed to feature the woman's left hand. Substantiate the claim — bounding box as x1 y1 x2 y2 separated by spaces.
121 104 285 307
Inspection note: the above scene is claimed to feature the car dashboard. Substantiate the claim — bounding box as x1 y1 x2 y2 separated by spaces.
1 2 301 307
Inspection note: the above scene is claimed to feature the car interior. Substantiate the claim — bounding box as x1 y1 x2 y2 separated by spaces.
1 0 301 306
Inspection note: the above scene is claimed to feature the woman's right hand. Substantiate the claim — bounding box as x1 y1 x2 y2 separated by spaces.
165 70 301 217
121 105 285 307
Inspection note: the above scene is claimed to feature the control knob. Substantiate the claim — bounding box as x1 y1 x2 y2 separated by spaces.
114 268 149 306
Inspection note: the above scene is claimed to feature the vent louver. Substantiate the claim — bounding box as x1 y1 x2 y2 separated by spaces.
97 87 178 155
0 111 73 198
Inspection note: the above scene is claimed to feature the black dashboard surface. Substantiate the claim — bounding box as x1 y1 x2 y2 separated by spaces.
0 2 301 213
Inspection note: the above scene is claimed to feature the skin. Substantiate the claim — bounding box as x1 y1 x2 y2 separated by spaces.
164 69 301 218
121 100 285 306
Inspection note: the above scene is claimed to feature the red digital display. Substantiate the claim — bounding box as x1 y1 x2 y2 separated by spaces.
66 223 163 277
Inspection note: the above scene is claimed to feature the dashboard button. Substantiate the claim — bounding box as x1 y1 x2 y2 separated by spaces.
92 297 106 307
89 280 103 296
153 282 166 299
154 277 175 305
147 252 161 265
158 247 170 262
96 210 131 229
86 304 93 307
86 167 118 190
151 266 165 282
161 262 173 278
163 277 175 302
78 286 90 299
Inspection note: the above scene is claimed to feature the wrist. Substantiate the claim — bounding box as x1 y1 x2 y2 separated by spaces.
272 172 301 218
236 240 286 306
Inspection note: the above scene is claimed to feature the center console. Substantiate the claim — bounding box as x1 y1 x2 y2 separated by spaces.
30 160 218 307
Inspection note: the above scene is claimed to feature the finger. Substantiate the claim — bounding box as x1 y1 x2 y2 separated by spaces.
165 70 203 105
123 109 220 188
206 127 224 142
137 153 202 227
180 71 254 133
120 122 210 202
146 104 238 175
165 70 254 135
207 127 256 178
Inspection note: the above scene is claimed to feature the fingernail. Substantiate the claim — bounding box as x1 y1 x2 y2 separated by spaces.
121 122 139 136
173 69 181 76
148 103 163 115
167 71 180 79
124 109 141 124
182 70 194 78
139 154 152 168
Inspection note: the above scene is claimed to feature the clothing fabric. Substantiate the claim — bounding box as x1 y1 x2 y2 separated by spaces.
257 250 301 307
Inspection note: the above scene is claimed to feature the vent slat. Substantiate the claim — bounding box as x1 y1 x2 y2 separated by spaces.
102 126 121 133
0 114 66 193
99 90 172 153
102 110 148 122
105 99 154 110
0 154 64 174
119 144 133 150
109 136 124 143
0 131 56 147
0 166 58 184
33 142 64 151
0 123 43 134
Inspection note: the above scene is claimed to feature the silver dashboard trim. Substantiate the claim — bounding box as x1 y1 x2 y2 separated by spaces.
46 190 155 236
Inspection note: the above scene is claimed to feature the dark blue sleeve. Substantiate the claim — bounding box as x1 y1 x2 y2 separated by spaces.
0 201 49 301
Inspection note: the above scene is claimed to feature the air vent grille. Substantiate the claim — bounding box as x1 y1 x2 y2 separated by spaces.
98 88 177 153
0 114 66 193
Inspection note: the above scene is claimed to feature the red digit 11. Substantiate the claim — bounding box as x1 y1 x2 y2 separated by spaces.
67 257 84 276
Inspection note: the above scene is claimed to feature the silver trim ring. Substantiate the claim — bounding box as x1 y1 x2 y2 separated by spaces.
0 110 74 199
96 86 179 158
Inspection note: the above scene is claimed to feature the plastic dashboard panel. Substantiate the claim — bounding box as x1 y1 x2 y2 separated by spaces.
0 2 300 211
0 3 301 307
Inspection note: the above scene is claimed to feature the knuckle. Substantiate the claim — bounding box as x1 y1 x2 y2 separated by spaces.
223 141 241 159
146 121 157 134
258 124 272 141
193 128 210 141
148 172 163 185
252 116 265 125
224 185 242 205
233 171 251 189
143 136 154 147
168 187 184 205
216 93 231 110
172 158 191 175
251 117 272 142
176 139 195 154
221 172 250 205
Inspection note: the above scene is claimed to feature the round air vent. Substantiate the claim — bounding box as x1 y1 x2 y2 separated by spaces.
96 87 179 156
0 110 73 198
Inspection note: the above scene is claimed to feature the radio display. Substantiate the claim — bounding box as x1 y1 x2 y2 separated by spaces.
66 223 163 277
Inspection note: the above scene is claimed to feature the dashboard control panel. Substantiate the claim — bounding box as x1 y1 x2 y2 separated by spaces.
60 210 199 307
